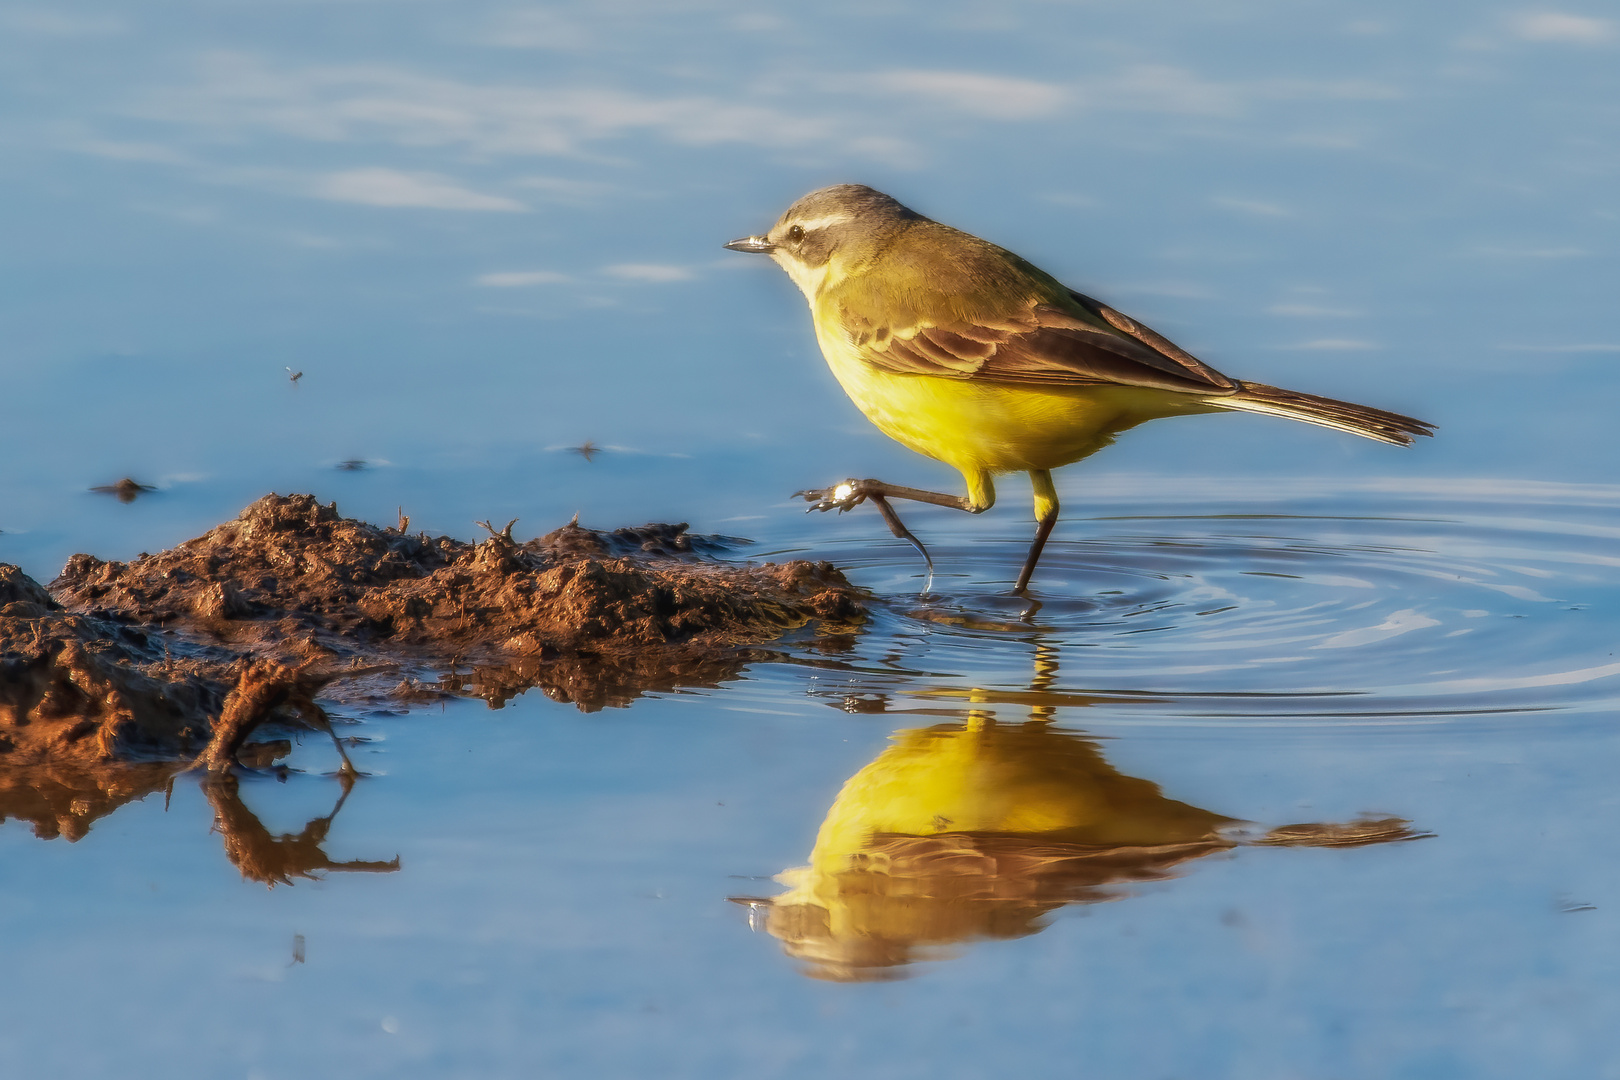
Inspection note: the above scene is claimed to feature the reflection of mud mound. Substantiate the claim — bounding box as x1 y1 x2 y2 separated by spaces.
442 647 784 711
0 761 181 840
1 494 864 774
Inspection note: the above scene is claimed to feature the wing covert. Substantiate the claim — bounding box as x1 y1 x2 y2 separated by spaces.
852 297 1238 395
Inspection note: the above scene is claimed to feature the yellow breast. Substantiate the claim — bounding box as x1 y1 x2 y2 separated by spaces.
806 719 1231 869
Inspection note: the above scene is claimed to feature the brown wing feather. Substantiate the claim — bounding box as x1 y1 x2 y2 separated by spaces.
858 298 1238 395
917 326 998 360
1066 290 1235 390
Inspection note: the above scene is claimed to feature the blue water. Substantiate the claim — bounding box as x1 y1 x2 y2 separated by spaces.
3 2 1619 1077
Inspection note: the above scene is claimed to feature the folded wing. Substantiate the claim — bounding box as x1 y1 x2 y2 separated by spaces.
853 290 1238 396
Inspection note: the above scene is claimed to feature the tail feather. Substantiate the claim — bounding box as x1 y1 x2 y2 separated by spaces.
1214 382 1435 446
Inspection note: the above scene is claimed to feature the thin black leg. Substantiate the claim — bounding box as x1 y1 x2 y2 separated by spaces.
1015 470 1061 595
1013 511 1057 594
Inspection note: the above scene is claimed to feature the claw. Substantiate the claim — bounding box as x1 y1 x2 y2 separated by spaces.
795 480 865 513
793 478 936 582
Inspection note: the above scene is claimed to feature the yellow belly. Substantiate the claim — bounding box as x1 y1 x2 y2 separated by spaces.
806 718 1232 864
816 327 1216 476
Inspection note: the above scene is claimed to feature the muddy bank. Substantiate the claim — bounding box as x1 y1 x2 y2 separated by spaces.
0 564 225 767
1 494 865 784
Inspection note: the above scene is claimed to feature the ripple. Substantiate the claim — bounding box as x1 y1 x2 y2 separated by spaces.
777 481 1620 724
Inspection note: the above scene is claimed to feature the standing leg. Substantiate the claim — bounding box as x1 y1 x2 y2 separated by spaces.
1014 470 1059 595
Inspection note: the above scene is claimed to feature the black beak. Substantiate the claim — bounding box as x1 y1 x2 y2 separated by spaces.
724 235 775 254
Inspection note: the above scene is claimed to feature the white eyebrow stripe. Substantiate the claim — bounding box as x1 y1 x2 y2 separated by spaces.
790 212 854 233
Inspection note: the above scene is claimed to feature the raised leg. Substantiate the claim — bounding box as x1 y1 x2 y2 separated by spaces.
796 474 995 577
1014 470 1059 595
795 478 982 514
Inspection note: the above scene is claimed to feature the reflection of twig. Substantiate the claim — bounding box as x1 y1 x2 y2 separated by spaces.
201 770 400 888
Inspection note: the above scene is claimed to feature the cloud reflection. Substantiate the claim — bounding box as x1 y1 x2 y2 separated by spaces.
311 168 528 211
1508 12 1616 44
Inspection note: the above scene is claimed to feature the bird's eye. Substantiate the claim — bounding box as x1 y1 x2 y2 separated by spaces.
787 224 805 243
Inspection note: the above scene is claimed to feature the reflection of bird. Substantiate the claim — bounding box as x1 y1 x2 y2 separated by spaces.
739 641 1428 981
809 715 1232 852
746 713 1425 981
750 714 1234 981
726 185 1434 592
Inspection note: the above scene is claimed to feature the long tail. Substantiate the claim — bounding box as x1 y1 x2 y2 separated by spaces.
1212 382 1435 446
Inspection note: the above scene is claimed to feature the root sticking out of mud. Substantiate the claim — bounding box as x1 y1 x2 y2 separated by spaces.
1 494 864 795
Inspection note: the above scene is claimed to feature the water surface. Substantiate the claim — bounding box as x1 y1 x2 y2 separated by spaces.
5 483 1620 1078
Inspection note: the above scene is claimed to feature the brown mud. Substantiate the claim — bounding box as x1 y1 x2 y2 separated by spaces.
1 494 865 802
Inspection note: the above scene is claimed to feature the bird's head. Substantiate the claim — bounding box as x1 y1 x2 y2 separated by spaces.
725 184 923 299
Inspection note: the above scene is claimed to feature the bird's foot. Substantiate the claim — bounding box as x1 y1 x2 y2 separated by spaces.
796 480 936 575
794 479 871 513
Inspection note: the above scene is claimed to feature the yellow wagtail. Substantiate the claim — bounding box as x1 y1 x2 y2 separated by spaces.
725 185 1433 593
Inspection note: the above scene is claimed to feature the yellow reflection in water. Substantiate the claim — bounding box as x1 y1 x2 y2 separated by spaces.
743 645 1424 981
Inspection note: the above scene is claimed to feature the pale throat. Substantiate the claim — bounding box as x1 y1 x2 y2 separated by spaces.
772 251 834 302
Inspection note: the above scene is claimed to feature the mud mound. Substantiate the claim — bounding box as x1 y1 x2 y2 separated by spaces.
1 565 224 767
1 495 865 778
52 495 860 660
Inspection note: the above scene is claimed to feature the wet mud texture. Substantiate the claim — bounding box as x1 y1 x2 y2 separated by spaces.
1 494 864 794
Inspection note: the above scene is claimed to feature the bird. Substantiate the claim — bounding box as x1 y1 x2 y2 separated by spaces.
725 185 1433 593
